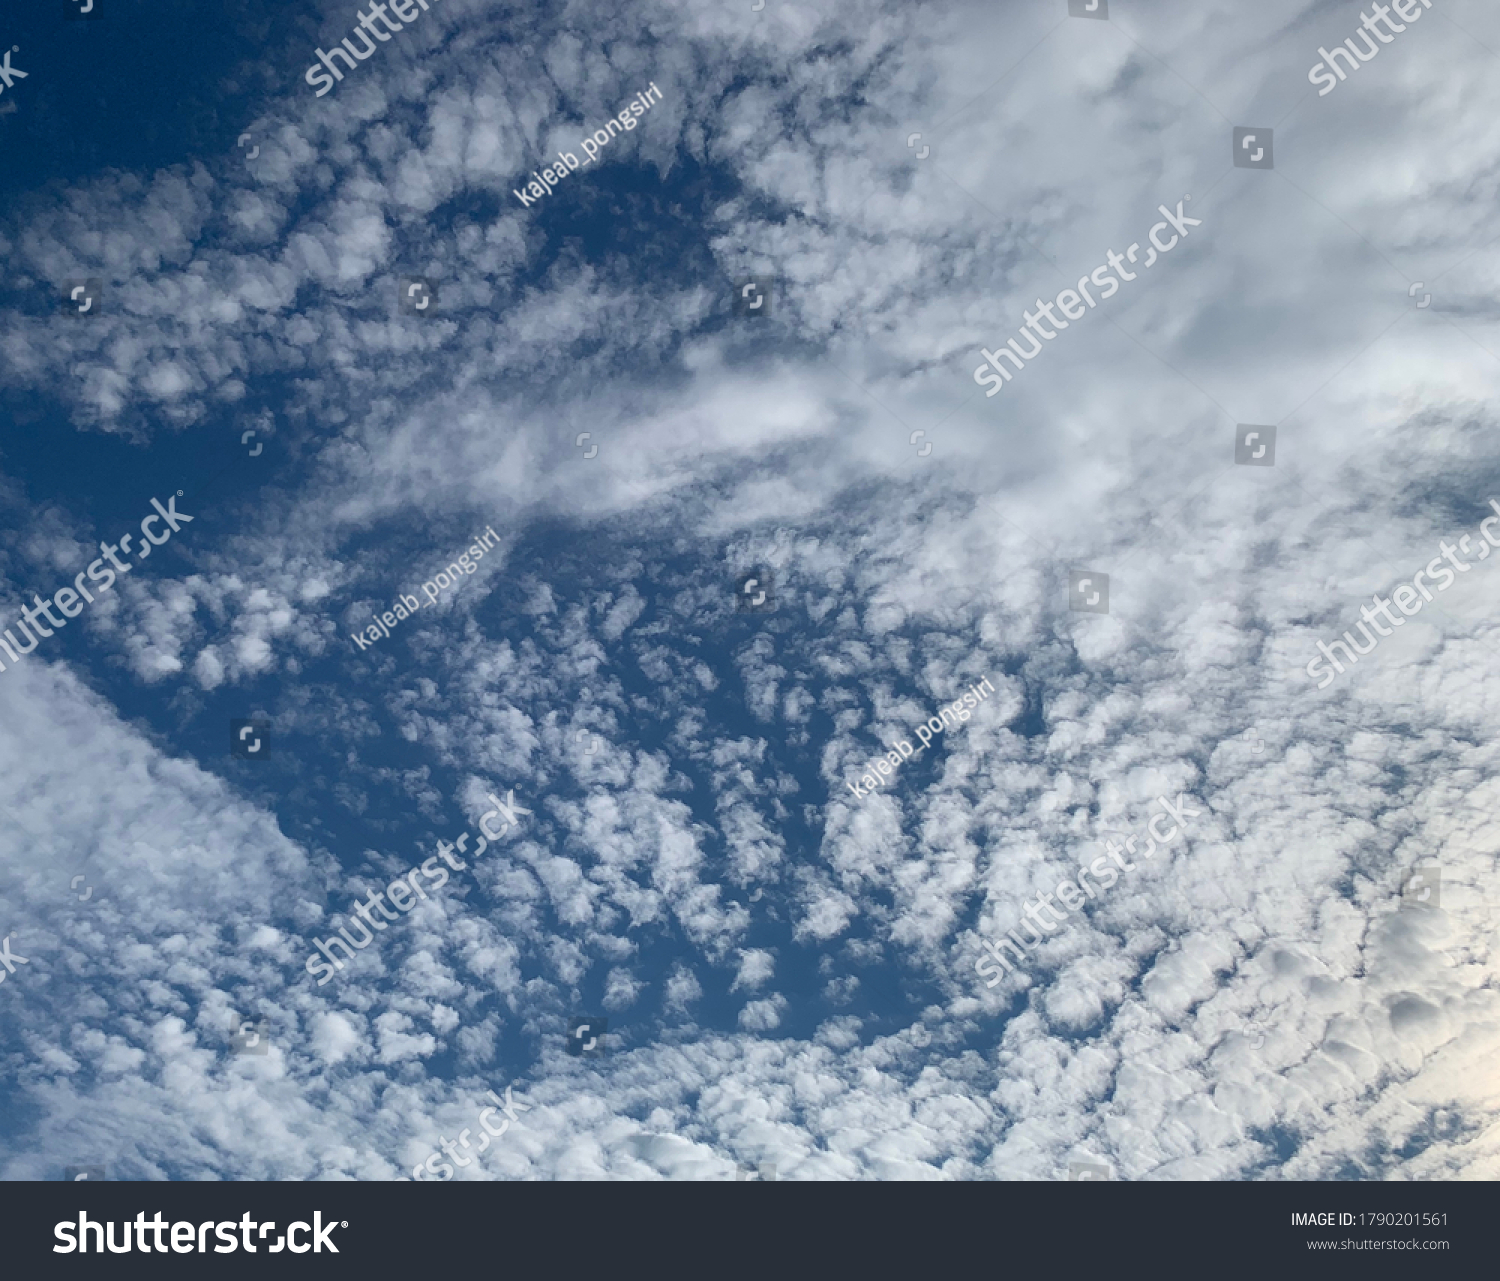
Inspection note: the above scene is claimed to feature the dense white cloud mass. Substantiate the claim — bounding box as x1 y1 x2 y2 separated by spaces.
0 0 1498 1182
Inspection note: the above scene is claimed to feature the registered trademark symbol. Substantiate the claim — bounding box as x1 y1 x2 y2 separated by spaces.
342 1222 348 1228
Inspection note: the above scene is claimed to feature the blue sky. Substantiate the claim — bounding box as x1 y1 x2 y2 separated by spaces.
1 0 1499 1182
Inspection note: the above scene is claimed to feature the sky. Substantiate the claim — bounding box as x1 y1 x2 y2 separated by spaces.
0 0 1498 1182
